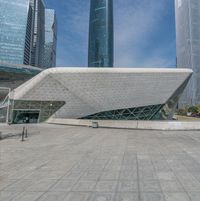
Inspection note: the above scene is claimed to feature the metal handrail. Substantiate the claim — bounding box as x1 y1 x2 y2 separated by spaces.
0 87 11 123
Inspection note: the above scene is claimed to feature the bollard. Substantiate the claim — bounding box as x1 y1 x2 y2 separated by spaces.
0 132 2 140
25 127 28 138
21 127 25 141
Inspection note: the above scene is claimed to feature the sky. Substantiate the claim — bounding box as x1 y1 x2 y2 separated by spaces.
44 0 176 68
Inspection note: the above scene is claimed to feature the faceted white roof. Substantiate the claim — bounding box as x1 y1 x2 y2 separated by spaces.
12 67 192 119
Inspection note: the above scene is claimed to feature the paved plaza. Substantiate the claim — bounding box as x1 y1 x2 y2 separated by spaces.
1 124 200 201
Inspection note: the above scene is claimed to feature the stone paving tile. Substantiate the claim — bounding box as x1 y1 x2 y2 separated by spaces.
180 179 200 192
1 124 200 201
100 171 120 180
23 170 66 180
62 170 84 180
63 192 90 201
87 192 115 201
115 192 139 201
0 191 22 201
140 192 166 201
72 180 96 191
0 179 17 191
26 179 58 192
49 180 76 192
164 192 191 201
117 180 138 192
36 192 68 201
160 180 185 192
188 192 200 201
3 179 33 192
95 180 118 192
157 172 177 181
80 170 102 181
119 170 137 180
140 180 162 192
10 191 44 201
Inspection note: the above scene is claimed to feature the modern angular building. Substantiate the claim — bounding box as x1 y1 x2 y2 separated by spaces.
0 62 42 122
88 0 114 67
43 9 57 68
175 0 200 107
5 67 192 124
0 0 56 69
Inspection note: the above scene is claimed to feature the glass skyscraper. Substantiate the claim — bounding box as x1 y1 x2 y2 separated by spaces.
175 0 200 106
0 0 32 64
43 9 57 68
88 0 113 67
0 0 56 69
29 0 45 67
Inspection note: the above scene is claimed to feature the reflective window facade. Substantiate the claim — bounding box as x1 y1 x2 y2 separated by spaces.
0 62 41 90
0 0 54 69
30 0 45 68
9 100 65 124
175 0 200 106
81 104 164 120
88 0 113 67
0 0 31 64
43 9 57 68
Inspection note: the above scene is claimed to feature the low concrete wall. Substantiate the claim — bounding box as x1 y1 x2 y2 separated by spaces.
47 118 200 131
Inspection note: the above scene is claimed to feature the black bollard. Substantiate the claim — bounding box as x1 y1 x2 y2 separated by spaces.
21 126 25 141
25 127 28 138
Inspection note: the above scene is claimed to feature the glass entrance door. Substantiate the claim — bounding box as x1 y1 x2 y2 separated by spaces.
13 110 40 124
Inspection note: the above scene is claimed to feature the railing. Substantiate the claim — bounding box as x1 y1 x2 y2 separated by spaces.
0 87 11 123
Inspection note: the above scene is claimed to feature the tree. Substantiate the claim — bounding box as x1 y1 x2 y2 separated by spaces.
188 106 198 114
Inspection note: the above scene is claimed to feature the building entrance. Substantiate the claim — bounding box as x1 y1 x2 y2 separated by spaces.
13 110 40 124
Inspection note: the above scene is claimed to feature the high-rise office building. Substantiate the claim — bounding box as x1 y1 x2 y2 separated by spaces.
29 0 45 67
88 0 113 67
43 9 57 68
0 0 56 69
175 0 200 106
0 0 33 64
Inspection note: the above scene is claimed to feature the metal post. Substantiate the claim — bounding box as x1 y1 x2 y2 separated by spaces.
21 126 25 141
6 88 11 124
9 90 15 124
25 127 28 138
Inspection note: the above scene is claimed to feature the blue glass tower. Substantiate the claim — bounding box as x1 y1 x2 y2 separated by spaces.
0 0 56 69
88 0 113 67
43 9 57 68
0 0 32 64
29 0 45 68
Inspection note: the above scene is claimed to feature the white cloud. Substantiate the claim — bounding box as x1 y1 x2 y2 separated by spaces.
47 0 175 67
114 0 175 67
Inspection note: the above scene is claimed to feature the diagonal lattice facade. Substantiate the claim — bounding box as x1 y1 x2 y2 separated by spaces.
81 104 164 120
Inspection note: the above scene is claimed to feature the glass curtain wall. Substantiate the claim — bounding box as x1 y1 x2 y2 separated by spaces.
175 0 200 106
43 9 57 68
0 0 31 64
88 0 113 67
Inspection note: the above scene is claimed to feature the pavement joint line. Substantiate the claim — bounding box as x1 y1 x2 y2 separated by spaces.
113 133 129 201
35 131 107 201
150 152 167 201
161 142 194 201
2 124 200 201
